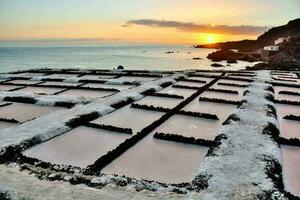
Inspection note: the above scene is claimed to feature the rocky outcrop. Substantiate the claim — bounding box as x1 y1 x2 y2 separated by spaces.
207 49 261 63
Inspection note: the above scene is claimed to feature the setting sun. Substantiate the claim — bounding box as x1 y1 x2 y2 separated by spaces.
207 36 214 43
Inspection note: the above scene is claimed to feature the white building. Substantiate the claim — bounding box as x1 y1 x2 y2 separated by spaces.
264 46 279 51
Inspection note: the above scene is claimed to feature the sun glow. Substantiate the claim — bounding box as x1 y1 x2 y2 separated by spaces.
207 36 214 43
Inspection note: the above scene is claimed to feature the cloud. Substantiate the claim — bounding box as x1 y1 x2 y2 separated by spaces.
124 19 269 35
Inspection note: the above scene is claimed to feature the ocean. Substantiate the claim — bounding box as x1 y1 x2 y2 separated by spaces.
0 43 258 73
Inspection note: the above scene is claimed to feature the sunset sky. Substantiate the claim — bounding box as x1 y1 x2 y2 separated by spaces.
0 0 299 44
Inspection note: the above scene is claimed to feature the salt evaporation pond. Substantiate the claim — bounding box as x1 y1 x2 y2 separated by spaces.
0 102 63 122
274 86 300 95
217 79 250 85
17 72 47 76
81 74 117 79
46 73 80 78
211 82 245 96
156 86 196 98
39 81 82 87
276 104 300 117
0 121 17 129
17 86 65 95
199 90 241 101
154 114 219 140
276 104 300 139
102 131 208 183
281 145 300 197
82 83 134 90
23 126 130 168
92 105 164 134
187 77 214 82
116 76 158 82
0 84 21 91
276 94 300 102
135 96 183 109
7 80 42 85
59 89 115 98
175 81 206 88
183 100 236 122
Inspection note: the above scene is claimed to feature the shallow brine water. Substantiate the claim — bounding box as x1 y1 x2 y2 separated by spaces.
17 86 66 95
23 126 130 168
276 104 300 117
92 105 164 134
0 102 63 122
281 145 300 197
199 90 241 101
210 82 245 96
80 74 117 79
46 73 80 79
116 76 158 82
276 104 300 140
59 89 115 98
154 114 220 140
156 86 196 98
81 83 134 91
7 80 42 85
102 131 208 183
0 84 21 91
0 121 17 129
182 100 236 122
217 79 250 85
39 81 82 87
187 77 214 83
175 81 206 88
135 96 183 109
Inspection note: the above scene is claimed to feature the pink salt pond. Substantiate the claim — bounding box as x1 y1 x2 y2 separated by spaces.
175 81 206 88
39 81 82 87
7 80 42 85
136 96 183 109
0 102 62 123
274 86 300 101
276 104 300 118
17 72 47 76
183 100 236 122
156 86 196 98
59 89 115 98
17 86 65 95
82 83 133 91
46 73 80 78
187 77 214 83
116 76 158 82
154 114 220 140
0 84 21 91
210 82 245 96
102 131 208 183
92 105 164 134
281 145 300 197
23 126 130 168
276 104 300 139
199 90 241 101
218 79 250 86
0 121 17 129
81 74 117 79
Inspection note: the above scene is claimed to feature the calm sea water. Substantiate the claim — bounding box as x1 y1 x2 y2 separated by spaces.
0 43 257 73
